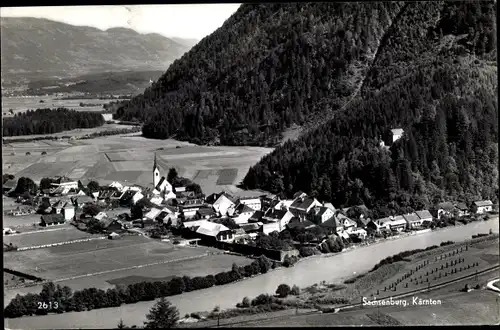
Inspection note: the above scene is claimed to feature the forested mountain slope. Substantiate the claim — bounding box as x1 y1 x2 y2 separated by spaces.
243 1 498 215
115 2 407 145
1 17 190 79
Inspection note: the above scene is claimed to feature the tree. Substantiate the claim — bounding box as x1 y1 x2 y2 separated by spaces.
276 284 291 298
117 319 128 329
82 203 101 217
168 168 179 183
143 297 179 329
87 181 100 193
241 296 251 307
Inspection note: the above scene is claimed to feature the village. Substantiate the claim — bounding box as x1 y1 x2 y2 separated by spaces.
3 150 496 259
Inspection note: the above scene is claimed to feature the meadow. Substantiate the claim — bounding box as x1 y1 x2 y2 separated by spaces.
2 96 108 114
2 134 273 195
3 226 99 248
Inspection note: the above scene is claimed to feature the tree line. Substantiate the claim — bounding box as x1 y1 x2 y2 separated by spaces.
4 256 274 318
3 108 105 136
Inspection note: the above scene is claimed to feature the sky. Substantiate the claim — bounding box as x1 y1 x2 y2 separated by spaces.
0 4 241 40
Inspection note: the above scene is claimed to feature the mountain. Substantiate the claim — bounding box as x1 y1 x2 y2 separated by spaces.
0 17 191 80
242 1 498 215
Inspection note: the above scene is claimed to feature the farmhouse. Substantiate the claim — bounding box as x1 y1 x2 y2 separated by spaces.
336 213 357 231
273 199 295 210
309 206 335 225
390 216 407 232
196 207 217 219
403 213 423 229
40 214 65 227
289 195 322 219
249 210 264 223
437 202 456 219
236 196 262 211
286 217 316 230
347 227 367 240
416 210 433 223
232 203 255 224
144 208 162 221
261 208 294 232
367 217 392 233
211 192 236 216
182 199 206 218
473 200 493 214
455 202 470 217
240 222 262 236
196 222 233 242
100 218 123 232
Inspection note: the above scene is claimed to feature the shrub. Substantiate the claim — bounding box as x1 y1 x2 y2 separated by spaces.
241 296 251 308
251 294 274 306
290 285 301 296
275 284 291 298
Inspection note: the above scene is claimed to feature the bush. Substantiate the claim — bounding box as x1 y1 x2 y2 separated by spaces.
299 246 318 257
251 294 274 306
290 285 300 296
241 296 251 308
275 284 291 298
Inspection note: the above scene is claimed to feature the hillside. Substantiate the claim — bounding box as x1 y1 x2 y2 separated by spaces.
115 2 407 145
243 1 498 216
0 17 192 80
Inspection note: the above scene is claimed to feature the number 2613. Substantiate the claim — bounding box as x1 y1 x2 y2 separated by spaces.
37 301 59 309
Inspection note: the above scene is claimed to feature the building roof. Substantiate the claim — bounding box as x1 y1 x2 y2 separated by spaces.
196 221 230 237
293 191 307 199
323 202 335 211
391 216 407 226
286 217 316 230
403 213 421 223
145 208 162 220
474 200 493 207
183 219 210 229
316 206 332 217
374 217 392 226
336 213 356 227
240 222 262 232
438 202 455 211
236 203 254 214
94 212 108 221
41 214 64 224
263 208 289 221
416 210 433 220
320 216 337 228
183 198 205 208
455 202 468 210
175 186 186 193
290 197 318 211
197 208 217 217
249 210 264 222
391 128 404 135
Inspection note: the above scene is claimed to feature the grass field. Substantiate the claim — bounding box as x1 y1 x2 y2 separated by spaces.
1 96 108 114
3 226 99 248
3 135 273 194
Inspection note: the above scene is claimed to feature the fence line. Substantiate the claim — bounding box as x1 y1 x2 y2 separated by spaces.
16 236 106 251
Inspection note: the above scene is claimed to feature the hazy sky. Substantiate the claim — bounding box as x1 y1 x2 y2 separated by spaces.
0 4 241 39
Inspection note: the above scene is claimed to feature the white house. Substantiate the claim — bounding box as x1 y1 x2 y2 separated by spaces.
310 206 335 225
261 209 294 233
473 200 493 214
368 217 392 232
346 227 367 240
232 203 255 224
262 221 280 235
403 213 423 229
336 213 357 231
195 222 233 242
273 199 295 210
289 196 322 219
150 196 164 207
131 191 144 205
237 197 262 211
416 210 433 223
455 203 470 217
144 208 162 221
389 215 407 232
61 202 75 221
108 181 124 192
437 202 456 220
212 192 236 216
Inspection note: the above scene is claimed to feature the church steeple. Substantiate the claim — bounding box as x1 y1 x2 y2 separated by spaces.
153 152 161 188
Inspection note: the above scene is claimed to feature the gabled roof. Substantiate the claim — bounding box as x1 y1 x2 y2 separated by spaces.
323 202 335 211
359 217 371 226
316 206 332 217
416 210 433 220
216 192 236 204
240 222 262 232
438 202 455 211
196 221 230 237
263 208 289 220
249 210 264 222
402 213 421 223
286 218 316 230
391 216 407 225
293 191 307 199
455 203 468 210
320 216 337 228
51 200 62 208
290 197 318 210
236 203 254 214
336 213 356 226
162 206 176 214
374 217 392 226
474 200 493 207
145 208 162 220
197 208 217 217
183 219 210 229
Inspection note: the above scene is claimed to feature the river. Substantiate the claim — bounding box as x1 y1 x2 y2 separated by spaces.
5 219 499 329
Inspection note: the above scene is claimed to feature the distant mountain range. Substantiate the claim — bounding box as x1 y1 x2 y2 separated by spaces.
0 17 195 81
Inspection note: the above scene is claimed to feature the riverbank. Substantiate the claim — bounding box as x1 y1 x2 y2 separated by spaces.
4 220 498 329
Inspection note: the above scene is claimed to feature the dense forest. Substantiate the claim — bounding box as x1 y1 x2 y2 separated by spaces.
2 108 104 136
243 1 498 215
115 2 406 145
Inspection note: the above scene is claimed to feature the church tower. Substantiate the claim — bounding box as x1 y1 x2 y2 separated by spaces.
153 153 161 188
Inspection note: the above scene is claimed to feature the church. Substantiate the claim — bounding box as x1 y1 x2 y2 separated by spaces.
152 153 174 197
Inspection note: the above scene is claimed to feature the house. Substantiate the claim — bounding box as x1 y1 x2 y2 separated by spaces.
249 210 264 223
261 193 279 210
416 210 433 223
391 128 404 143
144 208 162 221
318 216 337 234
182 199 206 219
347 227 368 240
390 216 407 232
61 202 75 221
108 181 124 191
157 211 178 227
273 199 295 211
196 208 217 219
149 195 164 207
182 219 211 231
473 200 493 214
262 208 294 232
289 196 322 219
261 220 280 235
309 206 335 225
40 214 65 227
100 218 123 232
367 217 392 233
119 190 136 207
195 222 233 242
323 202 336 211
72 195 94 209
232 203 255 224
211 192 236 216
455 203 470 217
131 191 144 205
293 191 308 200
403 213 423 229
51 200 62 214
240 222 263 236
176 189 195 199
437 202 456 219
236 196 262 211
336 213 357 231
286 217 316 231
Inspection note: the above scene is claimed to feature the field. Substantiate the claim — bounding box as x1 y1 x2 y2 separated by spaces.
2 96 109 114
3 226 99 248
2 134 273 194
